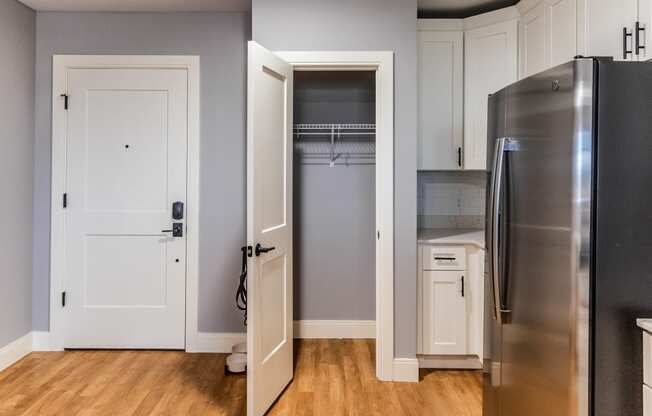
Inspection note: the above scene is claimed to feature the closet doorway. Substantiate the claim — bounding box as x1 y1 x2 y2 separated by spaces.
247 44 394 416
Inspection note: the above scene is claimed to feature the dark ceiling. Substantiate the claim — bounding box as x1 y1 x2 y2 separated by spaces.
418 0 519 18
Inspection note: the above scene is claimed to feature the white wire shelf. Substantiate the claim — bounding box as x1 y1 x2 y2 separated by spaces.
293 123 376 138
294 123 376 167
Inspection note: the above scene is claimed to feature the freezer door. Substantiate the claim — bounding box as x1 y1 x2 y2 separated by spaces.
497 60 593 416
483 89 507 416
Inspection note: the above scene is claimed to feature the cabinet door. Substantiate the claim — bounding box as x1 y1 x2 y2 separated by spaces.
520 0 578 79
549 0 578 67
520 1 550 78
582 0 638 60
418 31 464 170
464 20 518 170
423 270 467 355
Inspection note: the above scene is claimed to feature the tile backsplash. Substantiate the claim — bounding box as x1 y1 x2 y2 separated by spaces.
418 171 486 229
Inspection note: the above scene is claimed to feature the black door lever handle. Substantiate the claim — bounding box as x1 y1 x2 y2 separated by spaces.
161 222 183 237
255 243 276 256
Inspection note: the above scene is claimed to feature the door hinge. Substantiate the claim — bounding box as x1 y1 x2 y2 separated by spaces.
60 94 69 110
63 193 67 208
61 291 66 307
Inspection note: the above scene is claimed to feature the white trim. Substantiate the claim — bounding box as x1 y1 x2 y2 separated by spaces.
31 331 54 352
49 55 201 352
516 0 544 15
276 50 395 382
463 5 520 30
194 332 247 353
417 19 464 32
293 320 376 339
0 333 32 373
418 6 520 32
418 355 482 370
392 358 419 383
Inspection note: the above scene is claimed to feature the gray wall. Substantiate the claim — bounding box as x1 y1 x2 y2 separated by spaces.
294 72 376 320
0 0 35 348
253 0 418 358
33 12 251 333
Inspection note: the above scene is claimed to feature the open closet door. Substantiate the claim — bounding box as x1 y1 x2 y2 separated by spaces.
246 41 294 416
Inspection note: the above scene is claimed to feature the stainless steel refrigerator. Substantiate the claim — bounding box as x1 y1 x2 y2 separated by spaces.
484 57 652 416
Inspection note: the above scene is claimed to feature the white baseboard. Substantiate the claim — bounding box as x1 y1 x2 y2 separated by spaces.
293 320 375 339
0 332 33 372
418 355 482 370
392 358 419 382
193 332 246 353
32 331 53 352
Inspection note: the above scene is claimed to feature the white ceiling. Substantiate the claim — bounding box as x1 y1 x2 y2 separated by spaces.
18 0 251 12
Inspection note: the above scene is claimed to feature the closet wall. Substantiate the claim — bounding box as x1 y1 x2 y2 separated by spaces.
293 72 376 321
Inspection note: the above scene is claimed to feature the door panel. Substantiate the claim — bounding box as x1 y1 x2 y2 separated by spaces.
549 0 577 67
423 270 467 354
465 20 518 170
247 41 294 416
500 62 576 416
520 2 549 78
418 30 464 170
586 0 638 60
64 67 188 349
484 89 507 416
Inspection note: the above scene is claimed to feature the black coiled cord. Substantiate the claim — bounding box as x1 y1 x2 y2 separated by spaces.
236 246 248 326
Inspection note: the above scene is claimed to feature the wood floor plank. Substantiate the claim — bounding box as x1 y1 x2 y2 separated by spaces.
0 340 482 416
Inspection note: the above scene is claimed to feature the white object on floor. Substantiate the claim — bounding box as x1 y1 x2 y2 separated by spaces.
227 342 247 373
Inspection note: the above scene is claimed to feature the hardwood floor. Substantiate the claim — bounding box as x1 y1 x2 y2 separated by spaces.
0 339 482 416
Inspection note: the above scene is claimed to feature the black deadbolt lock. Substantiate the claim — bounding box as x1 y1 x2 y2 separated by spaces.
172 201 184 220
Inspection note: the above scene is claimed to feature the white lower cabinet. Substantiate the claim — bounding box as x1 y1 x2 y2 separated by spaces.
645 384 652 416
423 270 467 354
418 243 485 365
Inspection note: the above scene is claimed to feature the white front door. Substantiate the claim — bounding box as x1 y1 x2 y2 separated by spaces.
63 66 188 349
246 41 294 416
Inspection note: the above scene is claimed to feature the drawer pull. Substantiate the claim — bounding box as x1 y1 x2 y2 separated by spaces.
434 256 456 261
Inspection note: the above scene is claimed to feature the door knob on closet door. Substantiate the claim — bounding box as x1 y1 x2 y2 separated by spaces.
255 243 276 256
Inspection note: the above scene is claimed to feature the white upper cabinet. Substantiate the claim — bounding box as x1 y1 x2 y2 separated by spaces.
519 0 578 79
464 20 518 170
418 30 464 171
550 0 578 66
520 1 550 78
580 0 640 61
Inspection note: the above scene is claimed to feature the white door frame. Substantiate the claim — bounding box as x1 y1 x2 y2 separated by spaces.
49 55 201 351
276 50 395 381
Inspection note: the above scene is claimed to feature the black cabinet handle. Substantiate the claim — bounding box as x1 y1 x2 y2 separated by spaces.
457 147 462 167
461 275 465 297
255 243 276 256
636 21 646 56
624 27 633 60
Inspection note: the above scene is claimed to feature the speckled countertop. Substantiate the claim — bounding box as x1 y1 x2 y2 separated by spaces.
417 228 485 249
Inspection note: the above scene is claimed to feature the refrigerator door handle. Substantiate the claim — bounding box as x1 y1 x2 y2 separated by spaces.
490 138 512 323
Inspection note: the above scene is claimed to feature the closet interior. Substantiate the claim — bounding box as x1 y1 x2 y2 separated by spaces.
292 70 377 333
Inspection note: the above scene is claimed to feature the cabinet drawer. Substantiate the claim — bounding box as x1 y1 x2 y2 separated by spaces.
423 246 466 271
645 384 652 416
645 332 652 386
